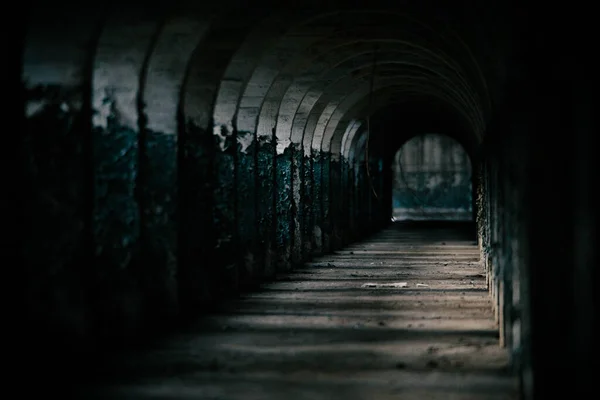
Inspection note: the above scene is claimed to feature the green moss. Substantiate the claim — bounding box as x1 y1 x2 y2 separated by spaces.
139 129 178 317
257 138 275 276
236 132 259 284
275 146 293 270
92 118 140 275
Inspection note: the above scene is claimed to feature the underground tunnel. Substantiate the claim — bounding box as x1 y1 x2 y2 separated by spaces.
18 0 596 399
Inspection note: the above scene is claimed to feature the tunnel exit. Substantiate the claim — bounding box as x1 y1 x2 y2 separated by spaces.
392 133 472 221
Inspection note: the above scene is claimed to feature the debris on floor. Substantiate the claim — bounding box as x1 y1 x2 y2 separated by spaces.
76 223 516 399
362 282 408 288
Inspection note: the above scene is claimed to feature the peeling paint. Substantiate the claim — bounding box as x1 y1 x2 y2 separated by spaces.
312 152 323 254
213 128 238 292
276 138 291 155
275 146 293 271
213 124 235 152
257 138 276 278
143 17 210 136
24 84 82 118
291 144 304 264
92 87 137 130
237 131 254 154
302 155 313 259
236 133 259 284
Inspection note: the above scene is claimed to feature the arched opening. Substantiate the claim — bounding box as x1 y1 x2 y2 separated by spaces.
392 133 472 221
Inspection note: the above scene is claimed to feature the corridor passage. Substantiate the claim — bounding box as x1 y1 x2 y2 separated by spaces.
79 222 516 399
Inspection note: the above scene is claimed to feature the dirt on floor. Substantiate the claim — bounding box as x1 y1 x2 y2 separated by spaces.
76 222 518 400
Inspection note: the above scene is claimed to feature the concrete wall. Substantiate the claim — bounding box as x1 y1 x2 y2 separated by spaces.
20 3 390 372
392 133 472 221
20 3 596 399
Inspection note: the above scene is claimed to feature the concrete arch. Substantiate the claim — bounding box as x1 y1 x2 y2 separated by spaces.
296 71 398 154
232 9 352 136
292 7 488 95
181 18 255 132
178 12 263 295
292 49 483 155
318 77 478 153
269 37 481 152
211 15 292 148
343 94 467 164
221 6 492 261
340 91 418 163
393 131 476 169
235 26 333 136
296 68 478 155
272 43 481 153
307 75 478 157
333 92 412 161
342 101 479 204
88 4 194 327
353 126 371 168
340 119 363 159
90 6 164 271
134 12 216 317
92 9 165 131
141 16 212 135
328 83 477 160
236 8 488 142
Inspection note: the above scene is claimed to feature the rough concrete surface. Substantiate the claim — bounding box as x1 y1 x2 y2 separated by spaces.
78 222 517 400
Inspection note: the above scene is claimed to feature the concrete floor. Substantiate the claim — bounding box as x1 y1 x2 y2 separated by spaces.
78 222 517 399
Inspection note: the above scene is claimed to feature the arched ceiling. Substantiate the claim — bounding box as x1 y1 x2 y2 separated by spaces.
24 0 514 160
